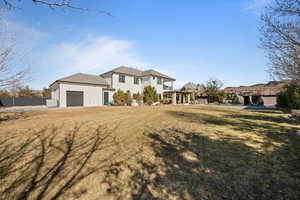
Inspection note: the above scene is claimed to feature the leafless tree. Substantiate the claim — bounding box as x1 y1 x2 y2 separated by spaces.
260 0 300 82
0 46 28 89
0 0 112 16
0 0 111 90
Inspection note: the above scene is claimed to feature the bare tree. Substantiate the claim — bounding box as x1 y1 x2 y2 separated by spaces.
202 78 225 103
0 0 111 90
260 0 300 82
0 0 112 16
0 46 28 89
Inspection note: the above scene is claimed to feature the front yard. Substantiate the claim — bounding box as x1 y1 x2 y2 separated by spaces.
0 105 300 199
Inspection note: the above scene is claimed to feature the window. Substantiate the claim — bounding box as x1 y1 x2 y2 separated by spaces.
134 77 139 85
119 74 125 83
157 77 162 85
153 76 155 80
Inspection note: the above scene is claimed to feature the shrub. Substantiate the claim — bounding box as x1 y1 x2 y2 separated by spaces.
126 90 132 105
202 78 224 103
42 87 51 98
18 86 35 97
216 90 228 104
113 90 133 106
133 92 143 104
143 86 159 105
0 90 10 98
277 83 300 109
161 98 171 104
113 90 127 106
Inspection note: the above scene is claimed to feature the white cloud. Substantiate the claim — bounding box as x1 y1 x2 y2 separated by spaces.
2 19 179 89
0 19 46 50
43 35 149 75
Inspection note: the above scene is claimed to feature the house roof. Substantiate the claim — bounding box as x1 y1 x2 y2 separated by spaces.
142 69 175 81
50 73 109 87
224 80 290 96
105 66 143 76
100 66 176 81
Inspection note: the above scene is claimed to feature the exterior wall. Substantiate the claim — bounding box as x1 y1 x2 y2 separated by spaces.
51 89 59 101
50 83 60 106
51 84 59 100
108 73 173 99
112 73 143 95
108 91 114 102
262 96 277 106
148 76 164 97
101 73 112 87
142 76 151 88
104 77 112 87
59 83 104 108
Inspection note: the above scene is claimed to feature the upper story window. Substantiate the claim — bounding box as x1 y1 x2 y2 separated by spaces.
157 77 162 85
143 77 150 81
134 77 139 85
119 74 125 83
153 76 155 80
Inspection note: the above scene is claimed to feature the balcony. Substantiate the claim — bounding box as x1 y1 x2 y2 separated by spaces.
163 80 174 91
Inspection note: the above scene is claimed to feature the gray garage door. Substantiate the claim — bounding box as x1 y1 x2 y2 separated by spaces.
66 91 83 107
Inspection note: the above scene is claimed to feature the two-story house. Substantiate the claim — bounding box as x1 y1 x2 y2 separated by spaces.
100 66 176 103
48 66 176 108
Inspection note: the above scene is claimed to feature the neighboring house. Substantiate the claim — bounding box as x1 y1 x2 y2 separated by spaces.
224 80 290 106
48 66 176 108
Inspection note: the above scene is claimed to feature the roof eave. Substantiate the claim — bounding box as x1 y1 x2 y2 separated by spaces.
51 80 109 87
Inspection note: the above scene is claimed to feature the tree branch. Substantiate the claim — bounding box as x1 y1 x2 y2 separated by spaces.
1 0 113 16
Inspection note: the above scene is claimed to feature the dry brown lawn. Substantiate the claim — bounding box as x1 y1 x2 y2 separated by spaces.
0 105 300 200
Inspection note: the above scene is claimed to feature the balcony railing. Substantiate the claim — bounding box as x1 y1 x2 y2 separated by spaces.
163 84 173 91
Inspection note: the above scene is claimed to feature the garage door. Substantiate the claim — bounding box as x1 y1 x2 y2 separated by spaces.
66 91 83 107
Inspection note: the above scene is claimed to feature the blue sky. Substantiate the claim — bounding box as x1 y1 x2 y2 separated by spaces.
5 0 271 89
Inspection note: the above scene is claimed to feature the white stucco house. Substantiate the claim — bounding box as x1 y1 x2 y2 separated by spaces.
48 66 176 108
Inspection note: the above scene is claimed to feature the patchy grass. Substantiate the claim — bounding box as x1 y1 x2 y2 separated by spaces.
0 112 29 124
0 105 300 199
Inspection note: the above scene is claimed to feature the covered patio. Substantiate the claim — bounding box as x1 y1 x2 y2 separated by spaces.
163 91 194 104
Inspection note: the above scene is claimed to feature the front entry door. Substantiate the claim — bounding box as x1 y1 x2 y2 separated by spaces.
104 92 109 105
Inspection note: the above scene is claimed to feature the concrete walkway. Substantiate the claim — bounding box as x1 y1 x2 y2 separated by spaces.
0 106 87 113
0 106 55 113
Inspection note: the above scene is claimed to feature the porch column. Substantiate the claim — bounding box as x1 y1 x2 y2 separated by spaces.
249 96 253 105
183 94 186 104
187 94 191 104
172 92 177 105
171 81 174 90
178 94 182 104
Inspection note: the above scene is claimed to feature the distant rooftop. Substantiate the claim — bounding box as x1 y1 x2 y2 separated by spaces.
224 80 290 96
